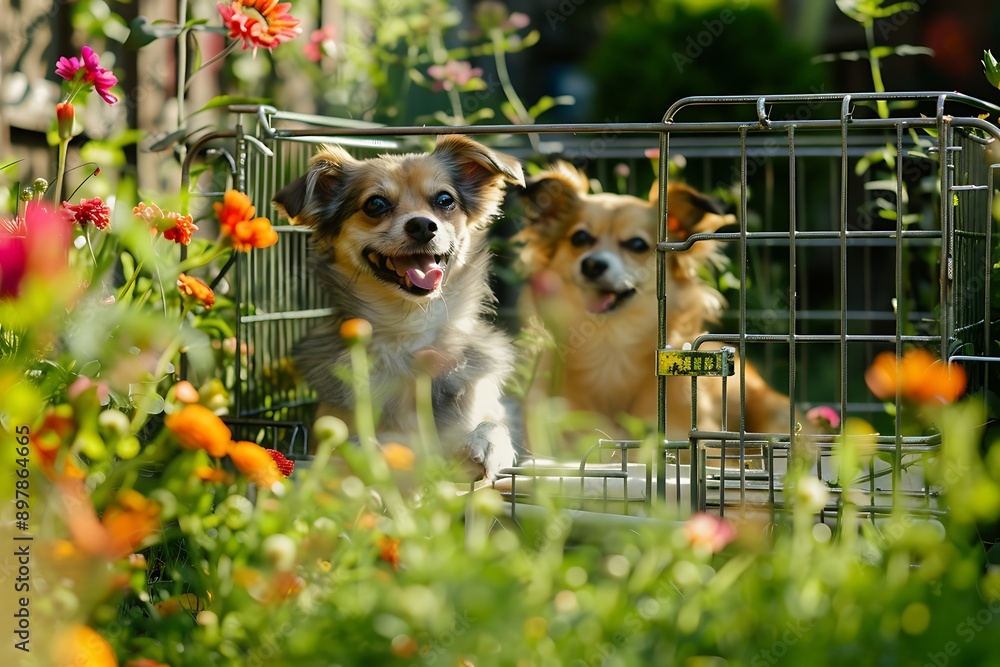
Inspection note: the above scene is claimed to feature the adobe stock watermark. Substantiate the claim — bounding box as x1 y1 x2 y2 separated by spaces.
876 0 930 41
923 596 1000 667
673 0 752 73
545 0 587 31
748 619 814 666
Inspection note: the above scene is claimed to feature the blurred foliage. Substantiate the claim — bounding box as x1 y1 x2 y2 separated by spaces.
587 3 823 122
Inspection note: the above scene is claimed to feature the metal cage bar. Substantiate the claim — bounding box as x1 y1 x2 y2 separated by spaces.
179 93 1000 523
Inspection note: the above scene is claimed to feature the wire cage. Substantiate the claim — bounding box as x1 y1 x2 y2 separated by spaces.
183 92 1000 525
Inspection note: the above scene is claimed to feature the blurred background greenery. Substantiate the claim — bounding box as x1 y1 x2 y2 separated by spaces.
4 0 1000 193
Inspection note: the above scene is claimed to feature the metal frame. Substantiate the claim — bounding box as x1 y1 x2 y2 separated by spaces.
181 92 1000 523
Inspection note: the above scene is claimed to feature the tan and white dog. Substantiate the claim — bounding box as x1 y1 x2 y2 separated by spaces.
517 162 795 452
273 135 524 479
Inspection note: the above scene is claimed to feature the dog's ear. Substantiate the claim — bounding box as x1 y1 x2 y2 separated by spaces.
433 135 524 223
657 182 734 280
652 182 732 240
273 144 356 227
516 162 589 269
434 134 525 187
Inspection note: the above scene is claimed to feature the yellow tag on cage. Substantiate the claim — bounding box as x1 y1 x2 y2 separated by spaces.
656 349 734 377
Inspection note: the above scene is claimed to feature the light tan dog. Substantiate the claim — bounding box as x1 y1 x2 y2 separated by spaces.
273 136 524 479
517 162 796 459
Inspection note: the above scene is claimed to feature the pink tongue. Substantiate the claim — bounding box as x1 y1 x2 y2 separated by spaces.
393 254 444 291
587 292 616 314
407 266 443 291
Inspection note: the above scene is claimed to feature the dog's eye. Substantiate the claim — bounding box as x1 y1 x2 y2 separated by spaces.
569 230 595 248
434 192 456 209
621 237 650 253
362 195 391 217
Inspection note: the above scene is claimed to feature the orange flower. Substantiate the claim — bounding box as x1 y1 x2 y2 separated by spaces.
165 404 231 457
376 536 401 570
865 349 967 405
58 481 160 559
215 190 278 251
154 593 205 617
133 202 198 245
193 465 229 483
53 625 117 667
177 273 215 309
101 490 161 558
381 443 415 471
171 380 201 404
32 405 85 480
217 0 302 55
162 212 198 245
227 440 283 487
340 317 373 343
234 567 304 604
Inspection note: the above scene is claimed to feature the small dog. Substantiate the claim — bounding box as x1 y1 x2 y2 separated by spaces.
517 162 795 453
273 135 524 479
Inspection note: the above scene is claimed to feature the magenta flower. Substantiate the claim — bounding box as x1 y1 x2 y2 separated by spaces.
427 60 483 92
0 203 71 299
64 197 112 231
55 46 118 105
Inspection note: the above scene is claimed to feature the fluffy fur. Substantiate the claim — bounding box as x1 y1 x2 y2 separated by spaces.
518 162 796 456
273 135 524 479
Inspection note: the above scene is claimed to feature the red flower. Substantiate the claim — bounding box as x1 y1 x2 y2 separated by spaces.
217 0 302 55
64 197 111 230
266 448 295 477
0 202 71 299
55 45 118 105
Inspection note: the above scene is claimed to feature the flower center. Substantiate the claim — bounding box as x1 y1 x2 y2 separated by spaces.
241 5 268 27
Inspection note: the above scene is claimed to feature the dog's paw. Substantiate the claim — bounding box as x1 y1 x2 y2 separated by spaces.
461 421 515 481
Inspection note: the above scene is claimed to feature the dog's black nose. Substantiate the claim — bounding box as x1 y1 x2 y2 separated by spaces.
580 256 608 280
404 217 438 244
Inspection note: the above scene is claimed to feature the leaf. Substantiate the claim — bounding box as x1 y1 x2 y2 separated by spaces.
130 383 165 415
192 96 272 114
125 16 182 50
984 50 1000 90
527 95 575 119
464 108 495 124
146 129 189 153
500 101 520 124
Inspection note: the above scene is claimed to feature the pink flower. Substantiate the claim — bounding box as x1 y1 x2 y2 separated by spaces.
303 25 336 63
806 405 841 431
684 512 736 554
55 46 118 105
0 203 71 299
64 197 111 230
427 60 483 92
218 0 302 56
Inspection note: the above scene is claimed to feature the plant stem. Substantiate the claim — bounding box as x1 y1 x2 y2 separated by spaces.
490 29 539 151
54 138 69 203
185 40 239 91
864 21 890 119
176 0 190 167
